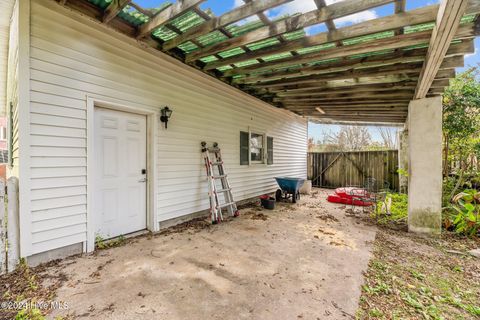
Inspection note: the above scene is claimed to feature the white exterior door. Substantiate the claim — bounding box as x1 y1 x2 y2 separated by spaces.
94 108 147 239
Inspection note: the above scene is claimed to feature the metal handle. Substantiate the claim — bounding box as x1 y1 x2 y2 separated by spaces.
138 178 147 183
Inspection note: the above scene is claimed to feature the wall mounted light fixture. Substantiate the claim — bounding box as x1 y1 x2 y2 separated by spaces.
160 106 173 129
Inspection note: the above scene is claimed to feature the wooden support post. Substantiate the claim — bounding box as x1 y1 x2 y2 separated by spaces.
414 0 469 99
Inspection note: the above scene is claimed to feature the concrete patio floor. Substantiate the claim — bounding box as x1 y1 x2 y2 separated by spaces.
51 189 377 319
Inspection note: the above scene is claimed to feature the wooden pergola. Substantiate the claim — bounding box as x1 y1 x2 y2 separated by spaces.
58 0 480 123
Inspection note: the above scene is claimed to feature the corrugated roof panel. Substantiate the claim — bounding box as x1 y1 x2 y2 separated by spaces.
261 51 293 62
200 55 218 63
296 43 335 55
169 11 206 33
247 38 281 51
118 7 149 26
283 29 306 41
234 59 259 68
226 20 265 37
178 41 198 53
196 30 229 47
87 0 110 9
218 47 246 59
348 49 394 59
217 65 233 71
153 26 178 41
342 31 394 46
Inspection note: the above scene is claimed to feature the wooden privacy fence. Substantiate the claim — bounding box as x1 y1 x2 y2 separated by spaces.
308 150 399 191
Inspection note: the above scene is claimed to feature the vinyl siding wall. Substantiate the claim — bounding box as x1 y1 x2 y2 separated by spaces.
27 0 307 256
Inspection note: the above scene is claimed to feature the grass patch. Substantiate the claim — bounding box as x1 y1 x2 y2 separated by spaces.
373 192 408 226
0 259 68 320
95 235 126 250
356 229 480 319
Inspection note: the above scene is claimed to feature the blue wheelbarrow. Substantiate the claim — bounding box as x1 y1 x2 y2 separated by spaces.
275 177 305 203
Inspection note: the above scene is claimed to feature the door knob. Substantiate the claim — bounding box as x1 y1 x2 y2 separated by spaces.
138 178 147 183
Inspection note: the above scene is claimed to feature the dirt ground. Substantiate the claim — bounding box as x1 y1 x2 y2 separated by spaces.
357 228 480 319
41 189 377 319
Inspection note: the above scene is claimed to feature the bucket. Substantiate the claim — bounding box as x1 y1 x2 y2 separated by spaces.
299 180 312 194
260 196 275 210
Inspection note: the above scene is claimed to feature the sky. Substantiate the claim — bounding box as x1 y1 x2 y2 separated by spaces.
133 0 480 142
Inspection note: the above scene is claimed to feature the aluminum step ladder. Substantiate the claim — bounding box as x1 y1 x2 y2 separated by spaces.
201 142 239 224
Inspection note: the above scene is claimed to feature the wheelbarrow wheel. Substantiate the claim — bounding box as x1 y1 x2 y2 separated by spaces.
293 191 300 203
275 189 282 202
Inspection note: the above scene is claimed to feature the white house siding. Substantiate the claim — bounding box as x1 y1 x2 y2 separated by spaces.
27 0 307 256
0 0 15 116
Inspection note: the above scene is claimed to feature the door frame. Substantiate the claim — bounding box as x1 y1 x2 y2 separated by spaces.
86 96 159 252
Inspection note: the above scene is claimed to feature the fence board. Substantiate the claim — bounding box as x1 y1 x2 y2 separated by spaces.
308 150 399 191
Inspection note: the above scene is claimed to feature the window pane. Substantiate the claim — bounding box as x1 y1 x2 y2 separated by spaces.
250 133 263 162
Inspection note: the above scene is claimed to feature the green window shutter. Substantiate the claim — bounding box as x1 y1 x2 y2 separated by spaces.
240 131 249 165
267 136 273 165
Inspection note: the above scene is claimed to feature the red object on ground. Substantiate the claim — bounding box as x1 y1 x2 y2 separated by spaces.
327 187 373 206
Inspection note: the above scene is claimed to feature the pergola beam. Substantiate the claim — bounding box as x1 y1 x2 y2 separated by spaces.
136 0 206 39
185 0 395 62
58 0 480 123
248 62 425 88
270 80 419 93
235 48 465 84
206 2 480 71
227 31 431 77
274 92 415 102
225 24 475 77
103 0 131 24
276 83 418 97
283 101 409 107
206 4 439 71
293 107 409 111
266 75 420 92
161 0 293 51
305 115 407 123
314 0 342 47
414 0 469 99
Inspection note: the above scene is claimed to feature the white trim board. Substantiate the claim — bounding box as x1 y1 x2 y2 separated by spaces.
86 96 159 252
18 0 32 257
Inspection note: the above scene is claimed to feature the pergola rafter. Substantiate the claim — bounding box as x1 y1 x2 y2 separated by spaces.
136 0 205 39
103 0 131 24
185 0 395 63
160 0 293 51
205 4 440 71
57 0 480 123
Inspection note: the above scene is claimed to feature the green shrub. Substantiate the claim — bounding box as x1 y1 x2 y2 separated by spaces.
445 189 480 237
443 176 457 207
15 308 45 320
374 192 408 224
